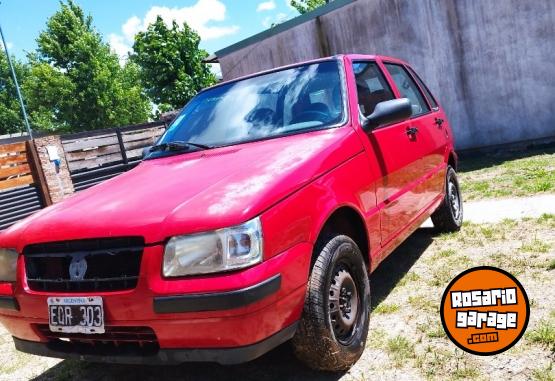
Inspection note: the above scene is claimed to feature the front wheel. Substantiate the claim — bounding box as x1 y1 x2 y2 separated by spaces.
431 165 463 232
292 235 370 371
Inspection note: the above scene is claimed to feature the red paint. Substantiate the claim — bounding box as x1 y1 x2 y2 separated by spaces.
0 55 456 354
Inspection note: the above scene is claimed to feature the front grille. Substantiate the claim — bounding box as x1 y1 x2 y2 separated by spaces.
24 237 144 292
36 325 159 354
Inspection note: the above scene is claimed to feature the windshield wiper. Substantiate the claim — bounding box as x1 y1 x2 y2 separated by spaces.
149 141 212 153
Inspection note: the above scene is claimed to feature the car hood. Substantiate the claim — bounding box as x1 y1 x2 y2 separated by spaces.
3 127 362 249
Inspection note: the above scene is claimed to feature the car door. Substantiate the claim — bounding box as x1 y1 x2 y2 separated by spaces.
351 61 426 246
384 63 445 210
406 64 449 201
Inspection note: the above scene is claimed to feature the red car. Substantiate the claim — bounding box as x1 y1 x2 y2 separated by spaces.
0 54 462 371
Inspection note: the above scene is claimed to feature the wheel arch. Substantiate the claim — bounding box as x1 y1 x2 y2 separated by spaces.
311 204 370 268
447 150 458 171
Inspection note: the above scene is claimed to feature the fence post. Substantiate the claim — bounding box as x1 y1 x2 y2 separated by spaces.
26 140 52 206
115 128 128 166
32 135 75 204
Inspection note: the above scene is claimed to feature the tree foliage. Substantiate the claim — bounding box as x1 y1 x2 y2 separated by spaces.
0 52 28 134
289 0 331 14
132 17 216 112
28 0 150 132
1 1 217 135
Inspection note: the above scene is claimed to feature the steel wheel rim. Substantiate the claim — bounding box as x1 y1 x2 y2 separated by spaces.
448 179 461 221
329 263 360 344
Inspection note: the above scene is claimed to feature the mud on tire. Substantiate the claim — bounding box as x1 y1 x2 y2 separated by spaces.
292 235 370 371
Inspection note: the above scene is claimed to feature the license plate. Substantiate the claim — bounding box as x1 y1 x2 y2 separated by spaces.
47 296 105 334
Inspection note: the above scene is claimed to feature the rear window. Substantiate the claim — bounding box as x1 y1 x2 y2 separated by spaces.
384 63 430 117
407 66 439 110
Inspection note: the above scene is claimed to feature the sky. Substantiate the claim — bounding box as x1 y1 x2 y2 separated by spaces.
0 0 299 62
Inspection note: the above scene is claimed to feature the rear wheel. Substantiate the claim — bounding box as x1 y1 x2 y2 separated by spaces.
292 235 370 371
431 165 463 232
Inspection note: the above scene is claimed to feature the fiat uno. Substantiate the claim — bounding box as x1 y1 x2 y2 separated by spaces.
0 55 463 371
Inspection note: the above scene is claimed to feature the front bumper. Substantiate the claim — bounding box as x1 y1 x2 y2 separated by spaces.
153 274 282 314
0 242 312 362
13 322 299 365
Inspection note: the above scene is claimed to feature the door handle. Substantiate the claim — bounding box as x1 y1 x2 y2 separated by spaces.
435 118 444 127
406 127 419 136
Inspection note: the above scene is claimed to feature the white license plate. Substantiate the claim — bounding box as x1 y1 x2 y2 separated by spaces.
47 296 105 334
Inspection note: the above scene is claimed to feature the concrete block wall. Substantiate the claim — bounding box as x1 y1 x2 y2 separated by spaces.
33 136 75 204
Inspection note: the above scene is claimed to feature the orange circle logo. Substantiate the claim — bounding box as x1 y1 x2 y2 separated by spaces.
440 266 530 355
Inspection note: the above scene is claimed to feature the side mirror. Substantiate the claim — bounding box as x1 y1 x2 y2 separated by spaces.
142 146 152 159
362 98 412 131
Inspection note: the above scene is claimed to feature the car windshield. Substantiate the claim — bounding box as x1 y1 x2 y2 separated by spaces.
150 60 345 157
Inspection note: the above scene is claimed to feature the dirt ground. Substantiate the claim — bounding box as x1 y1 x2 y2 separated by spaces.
1 215 554 381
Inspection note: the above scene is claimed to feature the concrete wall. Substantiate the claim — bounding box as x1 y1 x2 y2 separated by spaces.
218 0 555 149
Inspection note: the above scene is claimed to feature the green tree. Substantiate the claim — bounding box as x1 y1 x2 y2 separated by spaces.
22 58 75 132
132 17 216 112
0 52 29 135
31 0 150 131
290 0 331 14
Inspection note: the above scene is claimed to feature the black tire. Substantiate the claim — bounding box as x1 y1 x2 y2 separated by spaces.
292 235 370 371
431 165 463 232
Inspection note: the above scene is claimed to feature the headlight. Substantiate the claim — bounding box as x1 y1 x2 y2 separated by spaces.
0 248 18 282
163 217 263 277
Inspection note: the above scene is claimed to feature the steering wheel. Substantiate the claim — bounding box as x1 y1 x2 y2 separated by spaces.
291 110 330 124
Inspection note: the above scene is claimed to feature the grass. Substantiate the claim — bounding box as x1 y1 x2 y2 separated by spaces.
521 239 552 253
397 271 421 286
408 295 438 313
382 216 553 379
386 335 415 367
532 363 555 381
538 213 555 229
458 146 555 200
428 267 454 287
430 248 456 261
527 320 555 352
436 221 510 247
366 328 387 349
416 320 446 339
415 346 478 380
374 302 400 314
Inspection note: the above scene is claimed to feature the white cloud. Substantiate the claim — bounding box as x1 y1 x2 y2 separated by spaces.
109 0 239 64
0 41 14 50
108 34 131 63
257 1 276 12
262 12 288 28
122 16 142 42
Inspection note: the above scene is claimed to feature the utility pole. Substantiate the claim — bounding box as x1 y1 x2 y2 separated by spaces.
0 22 33 139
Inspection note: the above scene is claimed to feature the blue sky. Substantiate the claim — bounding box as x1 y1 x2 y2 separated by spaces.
0 0 299 61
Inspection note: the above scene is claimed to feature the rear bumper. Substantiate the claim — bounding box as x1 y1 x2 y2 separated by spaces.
13 322 298 365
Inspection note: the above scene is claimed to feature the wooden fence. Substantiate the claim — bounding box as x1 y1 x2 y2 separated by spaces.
0 140 44 230
61 121 166 191
0 120 168 230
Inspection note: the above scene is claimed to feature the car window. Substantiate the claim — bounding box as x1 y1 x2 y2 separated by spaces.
153 61 345 156
406 66 439 109
384 63 430 117
353 62 394 118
